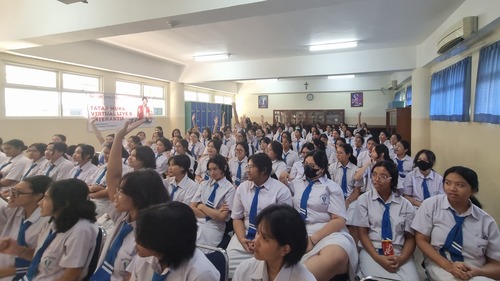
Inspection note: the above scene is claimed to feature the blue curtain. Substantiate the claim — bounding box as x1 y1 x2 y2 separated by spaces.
474 41 500 124
394 91 402 101
430 57 471 122
406 86 412 106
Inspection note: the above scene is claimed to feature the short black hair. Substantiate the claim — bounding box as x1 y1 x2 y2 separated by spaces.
207 155 232 183
121 169 169 210
168 154 191 175
4 139 27 151
208 139 222 154
236 141 249 157
269 141 283 161
374 144 391 162
371 161 399 192
136 202 197 269
53 134 66 142
29 143 47 155
248 153 272 176
128 135 141 145
156 138 173 152
413 149 436 168
443 166 479 193
134 146 156 169
256 204 307 267
305 149 331 179
52 142 68 154
78 144 95 162
23 175 53 195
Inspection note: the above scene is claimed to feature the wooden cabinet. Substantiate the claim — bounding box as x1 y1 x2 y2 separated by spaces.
273 109 345 126
386 107 411 143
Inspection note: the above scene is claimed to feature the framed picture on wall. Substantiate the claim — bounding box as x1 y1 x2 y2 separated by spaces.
351 92 363 107
258 95 268 108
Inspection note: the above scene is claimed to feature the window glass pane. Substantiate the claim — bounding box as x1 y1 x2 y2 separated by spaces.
144 85 164 98
116 81 141 96
62 73 99 91
214 95 224 104
5 88 59 116
62 92 89 117
6 65 56 88
198 93 210 102
184 91 197 101
224 96 233 105
150 98 166 116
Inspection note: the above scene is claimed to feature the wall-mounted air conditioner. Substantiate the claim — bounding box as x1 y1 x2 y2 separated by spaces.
57 0 87 4
437 16 478 54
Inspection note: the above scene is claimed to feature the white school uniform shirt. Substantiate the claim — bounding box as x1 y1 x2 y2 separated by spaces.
43 157 74 181
189 141 205 160
233 258 316 281
392 155 413 179
229 143 255 161
231 177 293 228
201 143 229 158
96 208 137 281
402 169 444 203
271 160 287 179
355 149 370 168
191 178 236 248
155 151 170 175
289 161 304 181
195 156 210 181
0 152 7 166
273 132 283 142
353 189 415 250
329 161 364 198
282 149 299 173
326 146 336 164
22 158 48 179
291 139 306 152
69 161 98 185
0 153 30 187
167 174 199 205
411 194 500 268
228 156 248 185
0 207 49 280
360 163 375 193
223 136 236 149
33 219 98 281
128 249 220 281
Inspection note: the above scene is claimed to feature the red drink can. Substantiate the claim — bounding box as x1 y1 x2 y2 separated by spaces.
382 239 394 256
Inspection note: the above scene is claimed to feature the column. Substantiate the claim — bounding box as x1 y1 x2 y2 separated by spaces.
168 82 185 134
411 67 431 152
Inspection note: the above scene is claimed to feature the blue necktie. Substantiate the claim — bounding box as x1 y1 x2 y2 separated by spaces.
151 271 170 281
14 220 32 281
256 140 259 150
246 186 262 240
91 222 133 281
283 153 288 164
422 177 431 199
45 164 56 176
341 166 348 198
170 184 179 200
356 148 361 157
73 168 82 179
296 141 300 151
224 139 228 145
156 153 162 159
299 179 316 220
95 167 107 185
0 161 12 170
204 171 210 181
23 230 57 281
203 139 206 146
205 183 220 221
235 162 242 187
439 210 465 262
277 135 281 142
22 163 37 180
377 198 392 240
396 159 405 178
190 145 196 160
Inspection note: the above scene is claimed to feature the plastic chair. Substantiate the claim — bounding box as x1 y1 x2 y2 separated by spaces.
197 243 229 281
83 226 106 281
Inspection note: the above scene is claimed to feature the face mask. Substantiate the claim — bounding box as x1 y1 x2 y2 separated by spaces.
304 165 320 179
416 160 432 171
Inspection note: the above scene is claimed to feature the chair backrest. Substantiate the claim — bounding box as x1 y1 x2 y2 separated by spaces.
196 244 228 281
83 226 106 281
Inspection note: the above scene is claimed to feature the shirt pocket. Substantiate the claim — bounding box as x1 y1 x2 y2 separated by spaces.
393 216 406 236
472 237 488 258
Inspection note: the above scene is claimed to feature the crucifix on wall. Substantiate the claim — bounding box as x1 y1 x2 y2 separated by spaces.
304 82 308 90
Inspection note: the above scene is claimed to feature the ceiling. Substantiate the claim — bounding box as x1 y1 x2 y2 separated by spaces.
0 0 466 93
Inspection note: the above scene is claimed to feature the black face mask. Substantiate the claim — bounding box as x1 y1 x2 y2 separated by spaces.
304 165 320 179
416 160 432 171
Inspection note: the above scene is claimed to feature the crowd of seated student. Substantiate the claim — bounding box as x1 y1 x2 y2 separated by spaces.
0 105 499 281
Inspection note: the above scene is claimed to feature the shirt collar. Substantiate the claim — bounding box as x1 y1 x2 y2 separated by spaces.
415 169 435 180
371 189 401 204
249 260 267 281
441 195 478 219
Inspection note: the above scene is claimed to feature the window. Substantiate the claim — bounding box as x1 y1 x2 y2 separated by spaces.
214 95 224 104
430 57 471 122
62 92 89 117
116 81 141 96
184 91 197 101
144 85 164 99
223 96 233 105
474 41 500 124
5 88 59 116
6 65 56 88
406 86 412 107
197 93 210 103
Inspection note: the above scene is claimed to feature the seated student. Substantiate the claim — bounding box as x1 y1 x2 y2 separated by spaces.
0 178 99 281
127 146 156 172
290 150 358 281
21 143 48 180
354 161 419 281
233 204 316 281
91 120 169 281
128 202 220 281
69 144 98 185
41 142 74 181
0 176 52 281
154 138 172 176
190 155 236 250
174 139 196 172
281 133 299 173
412 166 500 281
195 140 222 183
402 149 443 208
227 153 292 278
0 139 30 191
189 132 205 161
89 118 115 166
265 141 287 183
229 141 249 187
392 140 413 187
289 143 315 181
353 144 391 194
166 155 198 205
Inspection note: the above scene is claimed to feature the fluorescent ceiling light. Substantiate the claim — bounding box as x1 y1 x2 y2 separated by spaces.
327 74 356 79
193 53 230 62
309 41 358 51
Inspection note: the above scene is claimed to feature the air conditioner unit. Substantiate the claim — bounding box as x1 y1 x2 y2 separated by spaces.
385 80 398 90
57 0 87 4
437 16 478 54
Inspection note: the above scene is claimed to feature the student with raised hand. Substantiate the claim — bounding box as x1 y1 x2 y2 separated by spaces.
128 202 220 281
354 161 419 281
91 120 169 281
166 155 199 205
195 139 222 183
41 142 74 181
0 179 99 281
190 155 236 250
69 144 98 185
0 176 52 281
89 118 115 165
233 204 316 281
227 153 292 278
289 150 358 281
21 144 48 180
229 141 249 187
0 140 30 191
412 166 500 281
402 149 443 208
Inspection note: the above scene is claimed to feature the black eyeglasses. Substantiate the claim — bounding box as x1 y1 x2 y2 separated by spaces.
9 187 35 198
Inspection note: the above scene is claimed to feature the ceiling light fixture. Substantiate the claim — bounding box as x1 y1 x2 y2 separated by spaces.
309 41 358 51
327 74 356 79
193 53 230 62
